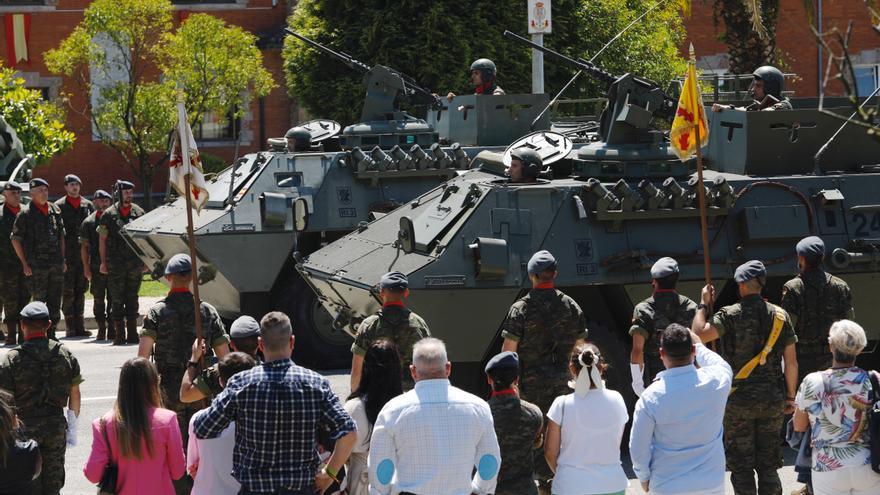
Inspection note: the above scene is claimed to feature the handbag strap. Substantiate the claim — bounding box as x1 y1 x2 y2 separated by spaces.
100 418 115 464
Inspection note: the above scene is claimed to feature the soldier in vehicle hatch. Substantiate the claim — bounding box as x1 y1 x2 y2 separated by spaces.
446 58 506 101
712 66 792 112
285 126 312 152
629 257 697 396
508 148 542 184
350 271 430 391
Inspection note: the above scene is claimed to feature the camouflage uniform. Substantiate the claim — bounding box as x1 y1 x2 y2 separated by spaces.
0 337 83 495
193 363 223 399
55 196 92 335
780 269 853 382
711 294 797 495
501 288 587 413
97 202 145 343
80 211 113 338
11 203 65 337
488 392 542 495
352 304 430 390
1 204 28 343
141 289 228 494
629 290 697 383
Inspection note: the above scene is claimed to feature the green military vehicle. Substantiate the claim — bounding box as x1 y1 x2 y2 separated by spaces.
297 34 880 393
122 31 592 368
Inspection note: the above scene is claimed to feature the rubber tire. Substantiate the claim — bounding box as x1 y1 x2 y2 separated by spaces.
271 273 352 370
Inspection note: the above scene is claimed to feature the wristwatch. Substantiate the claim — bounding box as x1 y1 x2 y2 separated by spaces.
187 361 199 369
697 303 708 311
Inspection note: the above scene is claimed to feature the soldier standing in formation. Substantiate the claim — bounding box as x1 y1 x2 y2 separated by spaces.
55 174 93 338
80 189 114 341
1 180 28 345
693 260 799 495
350 271 431 391
138 253 230 495
508 148 542 184
629 257 697 396
179 314 261 403
0 301 83 495
98 180 145 345
484 351 543 495
781 236 853 382
11 178 66 340
501 250 587 493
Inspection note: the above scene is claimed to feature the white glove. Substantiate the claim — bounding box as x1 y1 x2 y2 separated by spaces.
65 409 77 447
630 363 645 397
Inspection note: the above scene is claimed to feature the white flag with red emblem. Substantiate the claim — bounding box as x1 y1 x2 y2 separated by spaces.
169 100 209 212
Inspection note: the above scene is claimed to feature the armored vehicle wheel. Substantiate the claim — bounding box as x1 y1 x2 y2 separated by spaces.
272 274 352 370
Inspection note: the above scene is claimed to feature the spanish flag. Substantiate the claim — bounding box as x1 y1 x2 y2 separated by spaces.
670 44 709 161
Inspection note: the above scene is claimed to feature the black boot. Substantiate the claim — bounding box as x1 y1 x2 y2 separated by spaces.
126 318 139 344
64 315 76 338
4 322 16 346
96 318 107 341
75 316 92 337
112 320 126 346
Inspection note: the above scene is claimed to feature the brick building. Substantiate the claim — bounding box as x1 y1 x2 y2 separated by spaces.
0 0 295 197
1 0 877 196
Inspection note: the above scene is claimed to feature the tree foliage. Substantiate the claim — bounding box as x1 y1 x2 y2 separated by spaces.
0 66 75 164
284 0 689 124
44 0 275 207
712 0 780 75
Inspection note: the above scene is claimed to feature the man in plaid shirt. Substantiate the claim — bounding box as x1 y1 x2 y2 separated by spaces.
193 312 357 494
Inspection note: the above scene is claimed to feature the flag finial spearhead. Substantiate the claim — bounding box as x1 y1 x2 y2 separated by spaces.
688 42 695 62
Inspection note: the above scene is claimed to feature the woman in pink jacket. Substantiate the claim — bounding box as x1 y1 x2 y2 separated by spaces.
84 357 185 494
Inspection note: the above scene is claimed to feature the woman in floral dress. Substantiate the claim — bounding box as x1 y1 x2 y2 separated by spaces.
793 319 880 494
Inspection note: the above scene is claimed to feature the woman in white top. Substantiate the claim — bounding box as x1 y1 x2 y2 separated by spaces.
545 343 629 495
343 340 403 495
794 320 880 495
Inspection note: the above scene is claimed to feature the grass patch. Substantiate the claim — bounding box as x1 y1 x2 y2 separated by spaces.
85 276 168 299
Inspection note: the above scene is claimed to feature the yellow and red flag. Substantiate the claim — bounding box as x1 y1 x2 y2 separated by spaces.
670 44 709 161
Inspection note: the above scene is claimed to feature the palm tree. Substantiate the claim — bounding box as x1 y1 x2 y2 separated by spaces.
714 0 781 75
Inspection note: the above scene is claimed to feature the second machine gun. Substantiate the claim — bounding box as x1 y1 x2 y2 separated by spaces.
504 30 676 144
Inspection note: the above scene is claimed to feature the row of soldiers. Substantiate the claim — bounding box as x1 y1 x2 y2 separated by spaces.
0 175 146 345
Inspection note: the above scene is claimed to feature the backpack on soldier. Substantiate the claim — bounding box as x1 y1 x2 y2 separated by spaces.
868 371 880 474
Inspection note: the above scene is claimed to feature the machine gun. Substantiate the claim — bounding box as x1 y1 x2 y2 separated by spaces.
504 30 677 144
285 29 442 123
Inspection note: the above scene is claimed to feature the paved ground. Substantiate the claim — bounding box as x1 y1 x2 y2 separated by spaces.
2 298 801 494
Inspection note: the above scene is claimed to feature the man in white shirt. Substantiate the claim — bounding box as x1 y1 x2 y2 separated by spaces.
368 338 501 495
187 351 257 495
629 322 732 495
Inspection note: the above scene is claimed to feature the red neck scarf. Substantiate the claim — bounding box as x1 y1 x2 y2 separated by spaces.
24 332 47 341
533 282 554 290
168 287 190 295
96 210 104 220
490 388 517 398
4 203 20 215
383 300 405 308
475 81 495 95
120 205 132 217
653 289 677 295
66 195 81 209
32 201 49 216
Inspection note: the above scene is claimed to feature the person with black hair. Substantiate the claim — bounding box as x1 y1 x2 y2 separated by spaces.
484 351 542 495
0 389 41 494
343 340 403 495
187 352 257 495
629 257 697 396
630 324 732 495
544 343 628 495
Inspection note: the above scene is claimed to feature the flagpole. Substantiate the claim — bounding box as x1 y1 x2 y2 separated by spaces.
176 91 206 367
689 45 713 311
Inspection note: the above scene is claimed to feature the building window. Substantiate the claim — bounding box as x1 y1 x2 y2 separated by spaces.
194 108 241 141
854 65 879 97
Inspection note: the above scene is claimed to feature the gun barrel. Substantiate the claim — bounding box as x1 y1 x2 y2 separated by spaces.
284 28 370 73
503 30 616 87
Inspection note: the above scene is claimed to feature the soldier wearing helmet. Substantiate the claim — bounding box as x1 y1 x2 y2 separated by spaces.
446 58 506 102
285 126 312 152
712 65 792 112
508 148 542 183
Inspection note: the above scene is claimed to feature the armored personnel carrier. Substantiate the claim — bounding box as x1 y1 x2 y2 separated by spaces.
0 115 33 194
122 31 591 368
298 36 880 393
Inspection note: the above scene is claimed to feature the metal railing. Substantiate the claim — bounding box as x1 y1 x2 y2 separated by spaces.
670 73 797 102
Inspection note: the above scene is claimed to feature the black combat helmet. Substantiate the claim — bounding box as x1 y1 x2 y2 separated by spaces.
510 148 542 179
470 58 497 82
285 126 312 152
752 66 784 99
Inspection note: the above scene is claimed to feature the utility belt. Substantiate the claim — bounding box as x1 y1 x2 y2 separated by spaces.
19 405 64 421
